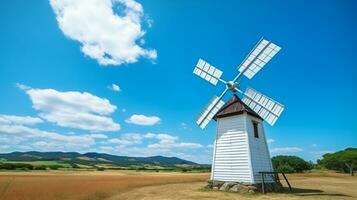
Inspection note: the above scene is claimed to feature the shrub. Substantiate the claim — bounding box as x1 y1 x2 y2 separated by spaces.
97 167 105 171
275 164 295 173
70 163 80 168
272 155 312 173
48 165 61 170
34 165 47 170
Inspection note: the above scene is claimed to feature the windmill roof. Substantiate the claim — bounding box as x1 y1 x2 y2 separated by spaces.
213 94 263 120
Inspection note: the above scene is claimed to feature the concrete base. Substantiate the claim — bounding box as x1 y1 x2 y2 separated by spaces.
205 180 284 193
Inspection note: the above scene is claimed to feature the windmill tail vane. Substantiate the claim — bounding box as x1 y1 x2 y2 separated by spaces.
193 38 284 129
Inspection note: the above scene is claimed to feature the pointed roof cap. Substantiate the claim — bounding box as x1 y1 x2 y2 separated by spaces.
213 94 263 120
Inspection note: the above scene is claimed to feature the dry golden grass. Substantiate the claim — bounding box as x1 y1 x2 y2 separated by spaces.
110 171 357 200
0 170 207 200
0 170 356 200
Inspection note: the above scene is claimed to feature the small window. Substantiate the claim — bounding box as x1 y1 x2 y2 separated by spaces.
252 121 259 138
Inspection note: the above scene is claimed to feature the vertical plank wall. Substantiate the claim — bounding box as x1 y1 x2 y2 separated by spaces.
211 114 253 183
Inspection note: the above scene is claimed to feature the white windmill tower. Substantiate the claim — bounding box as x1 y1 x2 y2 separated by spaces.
193 38 285 189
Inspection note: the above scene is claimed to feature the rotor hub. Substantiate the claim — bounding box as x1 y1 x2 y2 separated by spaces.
227 81 239 92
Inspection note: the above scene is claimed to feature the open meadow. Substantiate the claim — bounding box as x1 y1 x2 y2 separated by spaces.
0 170 356 200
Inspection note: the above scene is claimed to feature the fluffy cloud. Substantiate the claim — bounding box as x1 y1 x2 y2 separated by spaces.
98 132 204 162
125 114 160 126
0 115 43 125
107 133 143 146
50 0 157 65
103 132 203 151
146 133 203 149
19 85 120 132
0 118 105 151
270 147 303 154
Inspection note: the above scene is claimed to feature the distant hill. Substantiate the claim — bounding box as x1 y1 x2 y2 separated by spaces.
0 151 202 167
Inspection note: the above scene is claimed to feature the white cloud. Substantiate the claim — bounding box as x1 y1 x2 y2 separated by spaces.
20 86 120 132
143 132 156 138
267 138 275 144
0 119 105 151
110 84 121 92
49 0 157 66
15 83 31 90
145 133 203 149
102 132 203 156
88 133 108 139
99 134 204 162
99 146 115 153
125 114 160 126
0 115 43 126
107 133 143 146
270 147 303 154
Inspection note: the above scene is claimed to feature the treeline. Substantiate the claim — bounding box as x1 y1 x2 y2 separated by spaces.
317 148 356 176
0 162 63 170
0 162 211 172
272 148 357 176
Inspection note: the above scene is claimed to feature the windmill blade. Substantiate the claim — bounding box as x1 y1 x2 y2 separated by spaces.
237 38 281 79
242 87 284 126
193 58 223 86
196 95 225 129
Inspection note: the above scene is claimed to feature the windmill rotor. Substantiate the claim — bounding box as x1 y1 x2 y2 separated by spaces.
193 38 284 129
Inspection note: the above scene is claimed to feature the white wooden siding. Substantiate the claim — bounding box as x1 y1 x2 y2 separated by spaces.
211 113 274 183
246 115 274 183
211 115 252 183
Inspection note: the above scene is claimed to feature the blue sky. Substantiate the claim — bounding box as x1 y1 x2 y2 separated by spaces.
0 0 356 164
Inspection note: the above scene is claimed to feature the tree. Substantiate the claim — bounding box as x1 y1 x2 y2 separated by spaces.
318 148 357 176
272 155 312 173
275 164 295 173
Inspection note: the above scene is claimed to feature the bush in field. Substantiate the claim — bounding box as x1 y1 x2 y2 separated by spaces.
317 148 357 176
0 163 16 170
48 165 62 170
272 155 312 173
0 163 34 170
34 165 47 170
181 168 189 173
70 163 80 168
97 167 105 171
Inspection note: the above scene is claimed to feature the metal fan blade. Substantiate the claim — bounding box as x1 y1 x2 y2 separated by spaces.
196 95 225 129
193 58 223 86
242 87 284 126
237 38 281 80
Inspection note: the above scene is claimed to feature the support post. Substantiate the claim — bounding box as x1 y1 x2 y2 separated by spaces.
261 172 265 194
281 172 292 192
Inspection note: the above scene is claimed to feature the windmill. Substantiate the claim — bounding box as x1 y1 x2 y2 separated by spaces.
193 38 285 188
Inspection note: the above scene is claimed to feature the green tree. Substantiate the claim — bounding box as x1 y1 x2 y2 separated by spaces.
272 155 312 173
318 148 357 176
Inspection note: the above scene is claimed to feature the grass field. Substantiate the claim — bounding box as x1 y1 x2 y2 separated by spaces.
0 170 356 200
